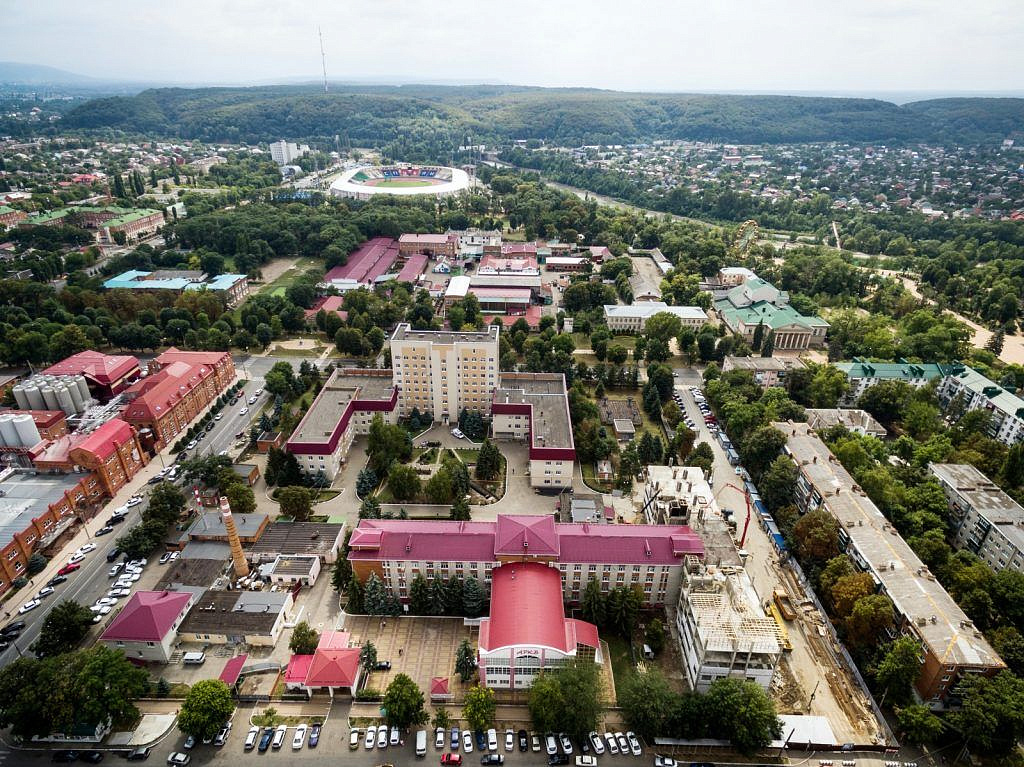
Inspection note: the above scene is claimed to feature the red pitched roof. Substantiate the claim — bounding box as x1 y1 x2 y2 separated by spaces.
479 563 576 653
430 677 450 695
153 348 230 369
42 350 139 386
121 361 212 423
100 591 192 643
285 654 315 685
494 515 559 557
304 648 361 688
71 418 134 461
219 653 248 685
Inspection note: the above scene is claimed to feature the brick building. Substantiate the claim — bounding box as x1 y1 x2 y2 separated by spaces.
68 418 146 497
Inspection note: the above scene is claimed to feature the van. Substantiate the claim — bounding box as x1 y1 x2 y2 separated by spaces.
182 652 206 665
416 729 427 757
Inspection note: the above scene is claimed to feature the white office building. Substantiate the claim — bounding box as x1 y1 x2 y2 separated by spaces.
603 302 708 333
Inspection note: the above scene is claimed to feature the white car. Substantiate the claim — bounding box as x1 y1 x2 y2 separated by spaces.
559 733 573 754
166 753 190 766
487 729 497 752
365 725 377 749
351 729 362 749
604 733 619 755
214 413 223 421
505 729 514 752
588 732 605 755
546 734 558 756
615 733 629 753
390 726 400 746
214 722 231 746
126 497 143 508
18 599 41 614
463 730 474 753
77 543 97 555
239 407 249 415
113 505 130 515
655 757 678 767
255 388 263 396
376 727 388 749
170 551 180 561
436 727 446 749
159 553 172 565
271 724 287 749
68 553 85 565
36 587 54 598
292 724 307 749
90 604 112 615
451 427 465 439
626 732 642 756
95 597 117 607
576 758 598 767
186 440 197 450
244 726 260 750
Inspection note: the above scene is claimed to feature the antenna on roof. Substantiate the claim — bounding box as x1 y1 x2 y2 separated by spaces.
318 26 329 93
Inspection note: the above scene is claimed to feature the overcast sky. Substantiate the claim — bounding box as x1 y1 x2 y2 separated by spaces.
7 0 1024 95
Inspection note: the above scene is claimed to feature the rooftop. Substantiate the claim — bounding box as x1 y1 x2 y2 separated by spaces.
722 356 801 372
494 373 574 451
391 322 500 346
99 590 194 643
288 369 395 448
716 300 829 331
776 421 1004 670
269 554 320 577
179 589 290 636
603 302 707 320
835 359 954 381
684 569 782 655
943 365 1024 416
42 350 139 386
187 511 269 539
929 463 1024 551
70 418 135 462
805 409 887 436
248 520 346 561
480 562 580 653
0 472 84 550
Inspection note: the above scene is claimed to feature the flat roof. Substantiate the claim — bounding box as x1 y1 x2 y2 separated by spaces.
805 409 887 435
776 422 1003 670
179 589 289 636
495 373 573 451
0 472 83 549
929 463 1024 551
604 302 707 320
290 369 396 446
685 569 781 655
248 521 346 560
391 322 499 345
722 355 797 372
944 365 1024 416
270 554 319 576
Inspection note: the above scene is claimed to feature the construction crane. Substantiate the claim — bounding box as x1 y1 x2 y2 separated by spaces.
715 480 754 548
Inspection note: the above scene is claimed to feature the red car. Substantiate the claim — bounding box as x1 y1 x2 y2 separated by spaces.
442 754 463 766
57 563 81 576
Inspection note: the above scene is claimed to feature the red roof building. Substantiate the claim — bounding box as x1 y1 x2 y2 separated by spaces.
478 563 601 689
42 350 140 400
349 514 703 608
68 418 146 497
304 295 349 324
285 629 362 698
99 590 197 662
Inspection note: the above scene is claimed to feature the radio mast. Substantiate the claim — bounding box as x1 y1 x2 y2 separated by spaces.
318 26 328 93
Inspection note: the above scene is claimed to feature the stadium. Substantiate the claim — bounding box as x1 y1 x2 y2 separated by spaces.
330 164 471 201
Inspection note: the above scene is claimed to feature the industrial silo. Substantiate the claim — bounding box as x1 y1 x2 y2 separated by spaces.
66 381 85 413
12 385 29 410
73 375 91 403
56 385 76 415
24 385 45 410
0 415 18 448
40 386 58 411
12 414 40 447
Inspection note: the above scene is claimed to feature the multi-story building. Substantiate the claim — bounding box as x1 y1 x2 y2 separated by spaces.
492 373 575 489
285 369 398 481
929 463 1024 572
676 567 781 692
120 349 235 450
722 356 805 388
389 323 499 422
776 421 1005 707
603 302 708 333
348 513 704 608
96 209 164 243
398 233 456 258
446 228 502 258
834 359 952 405
41 350 140 400
937 365 1024 446
68 418 147 497
0 205 27 229
805 409 887 438
478 562 602 690
23 206 162 243
717 266 758 286
640 465 715 525
714 278 829 350
269 141 309 165
103 270 249 307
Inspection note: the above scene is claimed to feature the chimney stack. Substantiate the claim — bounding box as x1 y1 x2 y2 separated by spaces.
220 495 250 578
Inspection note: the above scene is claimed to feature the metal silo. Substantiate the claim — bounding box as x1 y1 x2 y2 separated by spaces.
0 415 17 447
56 385 76 415
12 414 40 447
24 385 45 410
40 386 58 411
66 382 85 413
74 375 91 403
12 385 29 410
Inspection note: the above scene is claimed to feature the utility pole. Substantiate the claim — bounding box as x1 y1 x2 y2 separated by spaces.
318 26 328 93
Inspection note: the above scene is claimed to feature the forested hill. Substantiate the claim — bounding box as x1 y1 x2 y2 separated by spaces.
61 83 1024 146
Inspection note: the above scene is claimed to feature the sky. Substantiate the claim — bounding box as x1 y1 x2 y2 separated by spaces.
7 0 1024 95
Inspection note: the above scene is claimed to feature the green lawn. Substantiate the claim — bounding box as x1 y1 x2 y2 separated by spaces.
454 448 481 464
581 461 613 492
603 635 634 698
257 257 322 296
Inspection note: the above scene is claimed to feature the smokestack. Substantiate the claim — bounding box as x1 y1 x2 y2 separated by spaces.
220 495 250 578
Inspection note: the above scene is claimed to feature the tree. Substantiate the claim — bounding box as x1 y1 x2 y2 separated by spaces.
224 482 256 515
360 497 382 519
357 467 379 497
462 684 496 731
760 329 775 357
704 678 782 755
950 671 1024 754
844 594 895 648
450 496 471 521
409 574 430 615
606 586 641 639
455 639 476 682
527 672 567 735
382 673 428 729
740 426 787 480
752 320 765 352
619 669 679 742
759 456 798 513
475 439 501 480
986 329 1005 356
31 600 93 658
895 704 944 746
26 553 47 575
580 579 606 627
364 572 388 615
289 621 319 655
347 573 365 612
178 679 236 741
387 463 422 502
424 468 454 505
433 707 453 732
645 618 666 655
278 485 313 521
793 508 840 565
428 577 447 616
463 577 487 618
830 572 876 618
874 637 923 706
360 641 378 675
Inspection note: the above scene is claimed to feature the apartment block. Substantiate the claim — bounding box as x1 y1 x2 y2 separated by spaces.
722 355 805 388
389 323 499 422
603 302 708 333
929 463 1024 572
834 359 952 405
776 421 1004 707
938 365 1024 446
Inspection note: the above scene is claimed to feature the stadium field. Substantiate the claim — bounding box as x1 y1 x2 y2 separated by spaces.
365 178 438 188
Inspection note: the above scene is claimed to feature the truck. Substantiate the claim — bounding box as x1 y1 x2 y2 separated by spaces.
773 588 798 621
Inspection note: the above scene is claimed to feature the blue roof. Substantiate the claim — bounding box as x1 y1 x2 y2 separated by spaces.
103 270 245 293
186 274 246 292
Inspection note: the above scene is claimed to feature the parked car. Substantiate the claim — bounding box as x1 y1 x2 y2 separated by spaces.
272 724 287 749
182 735 195 750
375 660 392 671
166 754 190 766
531 734 542 753
125 746 152 760
186 440 197 450
451 427 466 439
213 722 231 746
292 724 307 749
377 726 388 749
214 414 223 421
575 757 597 767
548 756 570 766
57 563 80 575
79 750 104 763
48 574 68 586
442 755 463 766
105 548 122 561
545 734 558 756
95 526 115 536
244 726 260 750
626 732 642 756
258 728 273 752
51 752 80 763
588 732 605 755
451 727 460 749
481 756 504 765
518 730 529 752
0 621 26 636
36 586 54 598
462 730 474 753
350 728 361 749
390 726 400 746
505 729 514 752
309 723 320 748
436 728 446 749
654 756 678 767
159 553 172 565
19 599 41 614
603 733 619 755
559 734 573 754
487 729 498 752
365 725 377 749
615 733 629 753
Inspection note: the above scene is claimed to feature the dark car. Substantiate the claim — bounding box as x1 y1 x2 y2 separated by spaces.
48 574 69 586
309 723 321 748
548 756 570 766
481 756 504 765
51 753 80 764
106 549 121 563
146 476 163 485
518 731 528 752
95 526 114 537
205 422 215 432
258 727 274 752
78 751 104 763
106 515 127 526
475 731 486 751
374 660 392 671
1 621 26 636
125 746 151 761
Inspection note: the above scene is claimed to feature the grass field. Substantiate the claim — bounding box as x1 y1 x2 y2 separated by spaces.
366 179 436 188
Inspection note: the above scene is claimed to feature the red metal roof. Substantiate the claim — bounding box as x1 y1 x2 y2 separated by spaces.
479 563 572 653
99 590 192 643
1 409 66 429
71 418 134 461
219 653 248 685
304 647 361 688
43 350 139 386
430 677 450 695
121 361 213 423
284 654 314 685
494 515 559 557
